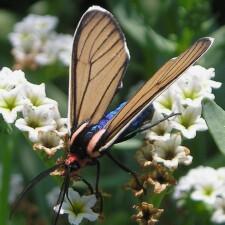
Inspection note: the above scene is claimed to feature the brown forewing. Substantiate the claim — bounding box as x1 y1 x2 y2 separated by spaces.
68 7 129 130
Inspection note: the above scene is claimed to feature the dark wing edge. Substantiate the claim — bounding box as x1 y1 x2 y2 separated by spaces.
68 6 130 132
99 37 214 151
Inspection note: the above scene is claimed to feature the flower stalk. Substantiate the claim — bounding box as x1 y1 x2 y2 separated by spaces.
129 65 221 224
0 132 14 225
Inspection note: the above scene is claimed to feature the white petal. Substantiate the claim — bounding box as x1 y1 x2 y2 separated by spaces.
0 109 18 123
68 214 83 225
82 210 98 221
68 188 81 202
82 195 97 208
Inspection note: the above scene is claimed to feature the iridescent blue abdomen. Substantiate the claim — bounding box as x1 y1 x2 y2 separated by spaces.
84 102 154 142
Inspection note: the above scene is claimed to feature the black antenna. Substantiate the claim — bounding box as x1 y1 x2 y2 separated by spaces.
10 163 64 218
53 169 70 225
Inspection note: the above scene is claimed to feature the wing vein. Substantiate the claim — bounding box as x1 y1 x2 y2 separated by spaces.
69 7 129 128
90 46 124 81
79 13 106 59
88 64 126 121
89 19 112 60
109 41 204 129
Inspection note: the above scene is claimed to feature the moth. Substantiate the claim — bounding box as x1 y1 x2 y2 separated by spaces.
13 5 213 225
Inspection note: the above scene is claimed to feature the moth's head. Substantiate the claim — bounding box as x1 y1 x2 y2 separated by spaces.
66 161 80 172
64 153 81 174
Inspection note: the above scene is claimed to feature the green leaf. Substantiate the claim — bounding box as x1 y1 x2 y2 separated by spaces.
202 99 225 154
0 10 16 39
112 1 176 53
206 153 225 168
0 115 13 134
199 26 225 67
0 133 14 225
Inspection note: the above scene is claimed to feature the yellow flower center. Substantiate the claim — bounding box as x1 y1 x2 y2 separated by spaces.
179 116 192 128
183 89 199 100
161 98 173 110
71 202 85 215
29 96 43 106
203 186 213 196
156 127 166 136
3 97 17 110
27 118 42 128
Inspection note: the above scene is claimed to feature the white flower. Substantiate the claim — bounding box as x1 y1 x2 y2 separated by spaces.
35 34 73 66
145 110 173 141
23 82 57 107
33 130 64 156
153 88 179 115
9 32 41 55
15 104 57 142
174 166 225 208
9 14 57 66
176 79 207 107
153 65 221 118
152 134 192 170
183 65 221 92
0 67 27 91
55 117 68 136
0 87 27 123
171 104 207 139
24 14 58 34
173 175 194 206
10 14 57 38
190 175 222 205
34 33 58 65
54 188 98 225
56 34 73 65
175 65 221 107
9 14 72 67
216 168 225 183
211 193 225 224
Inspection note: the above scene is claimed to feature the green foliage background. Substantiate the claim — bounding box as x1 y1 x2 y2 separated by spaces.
0 0 225 225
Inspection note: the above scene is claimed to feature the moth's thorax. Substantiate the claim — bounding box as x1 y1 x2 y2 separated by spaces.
69 122 106 160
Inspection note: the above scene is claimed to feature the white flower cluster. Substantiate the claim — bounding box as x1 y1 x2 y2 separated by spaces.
143 65 221 170
173 166 225 224
0 67 67 155
0 67 98 225
9 14 73 68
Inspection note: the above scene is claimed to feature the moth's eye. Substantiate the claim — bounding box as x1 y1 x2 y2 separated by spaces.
70 162 80 170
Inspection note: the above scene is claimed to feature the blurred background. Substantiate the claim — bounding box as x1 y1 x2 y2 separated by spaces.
0 0 225 225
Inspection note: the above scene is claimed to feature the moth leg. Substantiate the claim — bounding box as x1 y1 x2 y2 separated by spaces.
116 112 180 143
105 152 144 192
95 160 103 213
64 174 95 216
138 112 181 133
74 174 94 194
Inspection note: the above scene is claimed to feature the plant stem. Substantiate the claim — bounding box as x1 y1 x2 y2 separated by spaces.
148 188 170 208
0 134 13 225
